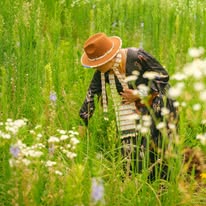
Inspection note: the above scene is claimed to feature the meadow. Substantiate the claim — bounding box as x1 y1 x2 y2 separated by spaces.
0 0 206 205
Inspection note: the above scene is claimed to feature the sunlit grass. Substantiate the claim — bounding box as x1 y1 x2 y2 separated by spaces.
0 0 206 205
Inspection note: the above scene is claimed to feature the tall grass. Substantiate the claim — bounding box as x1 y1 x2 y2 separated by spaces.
0 0 206 205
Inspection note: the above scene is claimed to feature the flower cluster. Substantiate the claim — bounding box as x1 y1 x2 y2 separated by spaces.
0 118 27 139
1 118 80 175
47 128 80 160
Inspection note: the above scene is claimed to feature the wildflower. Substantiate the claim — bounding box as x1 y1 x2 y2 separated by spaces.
193 82 204 91
55 170 63 176
70 137 80 145
201 119 206 125
14 119 27 128
192 104 201 111
48 136 60 143
37 133 43 138
66 151 77 159
57 129 67 135
0 131 11 139
181 102 187 107
91 178 105 204
27 150 43 158
171 72 186 81
173 101 180 108
183 59 205 79
10 146 20 158
137 84 149 98
199 90 206 101
140 127 149 134
156 122 166 130
168 123 176 130
196 133 206 145
168 82 185 99
60 134 69 141
21 158 31 166
68 130 79 136
161 107 170 116
132 70 140 76
188 47 204 58
45 160 57 167
200 173 206 179
50 91 57 102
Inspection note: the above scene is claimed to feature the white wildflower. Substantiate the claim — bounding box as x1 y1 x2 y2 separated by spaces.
37 133 43 138
70 137 80 145
173 101 180 108
196 133 206 145
161 107 170 116
66 144 71 148
192 104 201 111
181 102 187 107
66 151 77 159
55 170 63 176
21 158 31 166
60 134 69 141
156 122 166 130
201 119 206 125
142 115 151 122
199 90 206 101
45 160 57 167
68 130 79 136
57 129 67 135
30 130 35 135
168 82 185 99
0 131 11 139
168 123 176 130
188 47 204 58
140 127 149 134
183 59 206 79
14 119 27 128
171 72 186 81
132 70 140 76
48 136 60 143
194 82 205 91
137 84 149 98
26 150 43 158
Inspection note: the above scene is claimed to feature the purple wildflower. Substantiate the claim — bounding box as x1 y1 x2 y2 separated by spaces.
50 92 57 102
91 178 105 203
10 146 20 158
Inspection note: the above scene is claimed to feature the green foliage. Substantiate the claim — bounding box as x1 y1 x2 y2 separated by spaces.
0 0 206 205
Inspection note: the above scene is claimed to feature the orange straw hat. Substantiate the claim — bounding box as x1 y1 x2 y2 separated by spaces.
81 33 122 68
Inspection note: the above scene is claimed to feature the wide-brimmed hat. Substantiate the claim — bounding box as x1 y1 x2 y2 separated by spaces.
81 33 122 68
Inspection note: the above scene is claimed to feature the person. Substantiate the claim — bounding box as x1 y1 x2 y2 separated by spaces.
79 32 178 179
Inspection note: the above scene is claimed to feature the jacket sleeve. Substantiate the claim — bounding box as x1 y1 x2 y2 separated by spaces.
79 71 102 125
135 49 170 94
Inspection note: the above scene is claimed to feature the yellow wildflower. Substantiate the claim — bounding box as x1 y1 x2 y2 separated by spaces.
200 173 206 179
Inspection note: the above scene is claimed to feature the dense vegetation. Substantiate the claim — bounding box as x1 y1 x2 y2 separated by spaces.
0 0 206 205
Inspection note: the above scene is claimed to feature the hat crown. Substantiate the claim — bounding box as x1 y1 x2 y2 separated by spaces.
84 33 113 60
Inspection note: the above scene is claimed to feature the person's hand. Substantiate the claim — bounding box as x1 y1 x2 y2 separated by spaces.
120 88 140 103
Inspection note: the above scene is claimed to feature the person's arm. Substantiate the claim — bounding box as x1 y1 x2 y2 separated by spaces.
136 49 169 94
79 70 102 126
121 48 169 103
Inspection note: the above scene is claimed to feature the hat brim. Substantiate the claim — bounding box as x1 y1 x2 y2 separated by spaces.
81 36 122 68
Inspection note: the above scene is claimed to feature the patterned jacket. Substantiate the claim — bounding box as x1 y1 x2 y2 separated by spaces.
79 48 177 144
